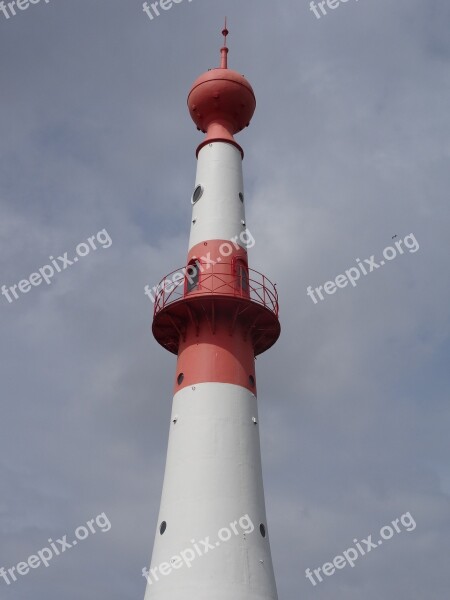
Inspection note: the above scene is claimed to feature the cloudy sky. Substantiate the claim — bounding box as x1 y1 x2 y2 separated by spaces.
1 0 449 598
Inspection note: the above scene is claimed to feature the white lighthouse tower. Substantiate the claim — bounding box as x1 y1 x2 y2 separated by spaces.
145 23 280 600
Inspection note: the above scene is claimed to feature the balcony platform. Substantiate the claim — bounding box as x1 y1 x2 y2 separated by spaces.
152 264 280 356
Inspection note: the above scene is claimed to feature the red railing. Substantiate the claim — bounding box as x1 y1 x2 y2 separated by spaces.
153 262 279 318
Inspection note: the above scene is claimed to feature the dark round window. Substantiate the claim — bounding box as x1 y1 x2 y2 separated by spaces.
192 185 204 204
239 192 244 203
160 521 167 535
260 524 266 538
249 375 255 387
177 373 184 385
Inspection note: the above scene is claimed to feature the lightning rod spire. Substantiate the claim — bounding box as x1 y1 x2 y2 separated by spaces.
220 17 229 69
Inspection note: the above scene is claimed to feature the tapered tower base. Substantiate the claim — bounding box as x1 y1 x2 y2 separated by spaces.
144 383 278 600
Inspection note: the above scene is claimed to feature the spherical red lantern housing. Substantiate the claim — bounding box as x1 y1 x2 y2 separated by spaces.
188 68 256 155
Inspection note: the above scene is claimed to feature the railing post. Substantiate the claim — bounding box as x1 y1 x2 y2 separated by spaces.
263 274 266 308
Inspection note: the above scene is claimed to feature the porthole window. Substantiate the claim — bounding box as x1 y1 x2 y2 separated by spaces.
260 524 266 538
239 192 244 203
160 521 167 535
177 373 184 385
191 185 204 204
249 375 255 387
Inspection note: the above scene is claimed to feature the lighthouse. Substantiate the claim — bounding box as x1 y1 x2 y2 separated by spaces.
144 23 280 600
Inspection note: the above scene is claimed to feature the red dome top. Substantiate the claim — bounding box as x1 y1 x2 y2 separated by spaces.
188 67 256 135
187 22 256 155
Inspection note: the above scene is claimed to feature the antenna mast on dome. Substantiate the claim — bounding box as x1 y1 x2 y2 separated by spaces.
220 17 229 69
